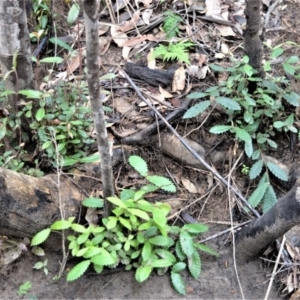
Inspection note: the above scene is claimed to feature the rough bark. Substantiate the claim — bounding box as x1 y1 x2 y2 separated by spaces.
125 62 177 87
244 0 263 77
236 178 300 262
82 0 115 216
0 0 34 105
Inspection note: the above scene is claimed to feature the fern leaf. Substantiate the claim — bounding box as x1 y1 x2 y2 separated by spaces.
171 272 186 295
188 250 201 279
67 260 90 281
248 182 268 208
266 161 289 181
215 96 241 111
262 185 277 213
183 101 211 119
249 159 263 180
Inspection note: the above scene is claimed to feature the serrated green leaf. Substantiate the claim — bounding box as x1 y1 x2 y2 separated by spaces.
183 101 210 119
67 260 90 281
31 228 51 246
135 265 153 282
210 64 226 72
83 247 102 258
71 223 87 233
119 217 132 230
215 97 241 111
146 175 176 192
266 161 288 181
75 247 89 257
183 223 209 234
79 154 100 163
40 57 64 64
50 220 72 230
188 250 201 279
127 208 149 220
262 184 277 213
210 125 232 134
187 92 207 99
142 241 152 261
106 216 118 230
152 259 173 268
249 159 263 180
171 272 186 295
82 197 104 208
193 243 218 256
175 240 186 261
18 89 43 99
234 127 251 142
90 249 116 266
128 155 148 176
67 2 80 25
120 189 135 201
93 264 103 274
248 182 269 208
140 184 158 193
271 47 284 59
77 233 89 245
180 231 194 257
244 140 253 158
172 262 186 273
107 196 127 208
36 108 45 121
149 235 169 246
155 249 176 263
152 207 167 228
283 92 300 107
283 63 295 75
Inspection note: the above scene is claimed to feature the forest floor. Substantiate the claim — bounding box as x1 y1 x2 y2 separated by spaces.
2 0 300 299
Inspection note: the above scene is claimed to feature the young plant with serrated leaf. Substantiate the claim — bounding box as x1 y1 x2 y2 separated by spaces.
30 155 217 295
183 44 299 212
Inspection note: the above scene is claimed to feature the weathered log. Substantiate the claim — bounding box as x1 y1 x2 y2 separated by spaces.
124 62 177 87
236 178 300 262
0 168 82 239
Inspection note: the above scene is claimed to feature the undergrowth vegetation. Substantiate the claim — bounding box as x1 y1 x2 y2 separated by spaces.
183 43 300 212
31 156 217 295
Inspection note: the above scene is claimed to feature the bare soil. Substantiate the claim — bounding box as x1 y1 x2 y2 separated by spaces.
2 0 300 299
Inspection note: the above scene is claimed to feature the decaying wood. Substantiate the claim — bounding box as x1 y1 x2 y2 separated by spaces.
236 178 300 262
125 62 177 87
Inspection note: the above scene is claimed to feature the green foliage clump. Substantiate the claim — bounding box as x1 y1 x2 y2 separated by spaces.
31 156 217 295
153 42 195 65
163 11 183 39
184 44 300 213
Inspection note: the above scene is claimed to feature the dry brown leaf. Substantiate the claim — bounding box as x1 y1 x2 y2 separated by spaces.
119 11 141 32
122 46 132 59
181 178 198 194
147 48 156 69
172 66 186 92
98 23 110 35
66 48 84 76
111 25 129 47
114 97 138 119
290 288 300 300
123 34 158 47
216 24 236 37
159 86 173 98
205 0 221 17
99 37 111 55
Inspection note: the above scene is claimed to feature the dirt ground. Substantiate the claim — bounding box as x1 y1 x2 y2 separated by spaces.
2 0 300 299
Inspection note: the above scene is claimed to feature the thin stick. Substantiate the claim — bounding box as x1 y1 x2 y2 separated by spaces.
122 70 260 218
264 235 286 300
